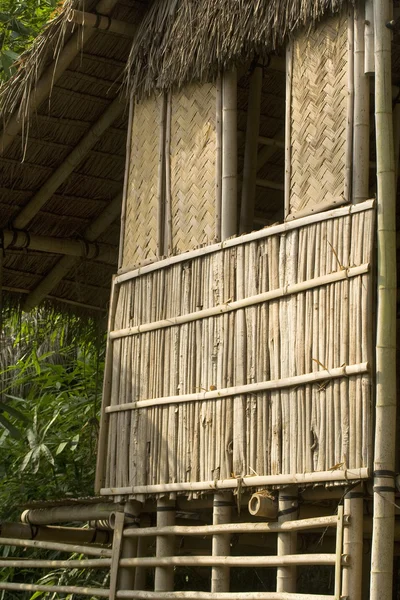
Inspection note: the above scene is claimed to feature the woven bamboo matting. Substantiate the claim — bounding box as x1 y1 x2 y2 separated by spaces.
170 82 216 253
289 13 349 215
122 96 160 268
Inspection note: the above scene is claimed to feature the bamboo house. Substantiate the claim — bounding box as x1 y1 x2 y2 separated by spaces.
0 0 399 597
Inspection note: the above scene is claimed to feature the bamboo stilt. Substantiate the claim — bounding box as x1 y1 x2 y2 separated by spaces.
211 493 232 593
117 501 141 593
277 487 298 593
342 486 364 600
155 499 175 592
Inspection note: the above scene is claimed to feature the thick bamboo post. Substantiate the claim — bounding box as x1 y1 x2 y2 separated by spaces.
154 499 175 592
365 0 375 74
117 501 142 592
211 493 232 593
276 487 298 593
370 1 397 599
118 96 134 270
342 486 364 600
221 68 237 240
239 64 263 234
353 3 370 204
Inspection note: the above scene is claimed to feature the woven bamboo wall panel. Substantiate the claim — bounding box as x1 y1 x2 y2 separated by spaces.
104 203 374 491
170 82 217 253
288 13 349 216
122 96 160 268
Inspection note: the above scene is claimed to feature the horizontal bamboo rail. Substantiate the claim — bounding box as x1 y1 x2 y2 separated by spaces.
118 554 342 568
0 522 112 545
123 515 339 538
256 179 284 191
21 502 116 525
110 265 369 340
68 9 136 36
0 536 112 557
116 199 374 281
101 467 369 496
0 558 111 568
106 362 369 412
0 582 109 598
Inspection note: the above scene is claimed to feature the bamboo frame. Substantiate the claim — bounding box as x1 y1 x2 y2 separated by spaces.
370 1 397 598
116 200 374 284
119 555 342 568
110 266 370 341
240 64 263 234
68 9 136 37
212 493 232 592
118 502 142 595
105 362 369 412
155 499 175 592
100 467 369 496
341 486 363 600
221 68 237 240
277 487 298 593
13 96 124 230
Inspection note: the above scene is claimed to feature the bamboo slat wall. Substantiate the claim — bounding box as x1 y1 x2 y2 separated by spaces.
122 96 161 268
287 12 350 217
101 201 374 494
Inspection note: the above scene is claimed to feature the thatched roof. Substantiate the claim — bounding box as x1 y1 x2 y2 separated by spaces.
126 0 349 97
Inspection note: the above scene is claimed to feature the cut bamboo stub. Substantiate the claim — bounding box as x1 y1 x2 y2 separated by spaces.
105 362 369 412
100 467 369 496
248 492 278 519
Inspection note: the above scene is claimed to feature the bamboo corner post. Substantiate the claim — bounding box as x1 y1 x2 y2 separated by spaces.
276 487 298 593
118 96 134 270
155 499 176 592
211 493 232 593
341 486 364 600
370 0 397 599
221 68 238 241
239 64 263 234
117 501 142 593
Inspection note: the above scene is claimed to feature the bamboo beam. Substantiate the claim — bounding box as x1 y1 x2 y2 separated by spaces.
0 536 112 557
21 502 117 525
119 554 341 568
0 522 112 545
221 68 238 240
240 65 263 234
370 0 397 599
0 0 121 154
0 582 109 598
2 230 115 263
100 467 369 497
0 558 110 568
22 193 121 311
13 96 124 231
68 10 136 37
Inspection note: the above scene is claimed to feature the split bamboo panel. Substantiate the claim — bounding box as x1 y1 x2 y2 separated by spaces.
170 83 217 253
288 13 350 216
103 203 374 495
122 97 161 269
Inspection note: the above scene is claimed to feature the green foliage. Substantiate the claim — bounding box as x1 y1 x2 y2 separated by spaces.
0 0 60 81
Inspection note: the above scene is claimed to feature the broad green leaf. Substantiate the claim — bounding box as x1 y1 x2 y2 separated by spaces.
0 414 21 439
0 402 28 422
56 441 68 455
20 448 34 472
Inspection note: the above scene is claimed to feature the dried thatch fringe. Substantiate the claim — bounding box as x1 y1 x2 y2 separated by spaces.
125 0 351 99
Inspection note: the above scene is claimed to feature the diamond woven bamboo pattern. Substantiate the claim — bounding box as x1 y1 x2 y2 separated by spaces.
170 82 217 253
289 13 349 215
122 96 160 268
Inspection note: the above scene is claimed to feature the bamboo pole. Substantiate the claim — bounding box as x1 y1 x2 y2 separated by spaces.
284 44 293 218
117 594 335 600
100 467 369 496
365 0 375 74
215 73 223 242
118 96 134 269
345 11 355 202
341 486 364 600
239 64 263 234
0 522 112 545
67 9 136 36
120 555 341 568
118 501 142 593
115 200 374 284
211 494 232 593
0 537 112 557
353 3 370 204
20 503 117 525
106 363 369 412
157 94 167 256
221 68 237 240
0 582 109 598
155 499 175 592
110 266 370 340
277 487 298 593
370 0 397 598
164 92 172 254
0 558 110 568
